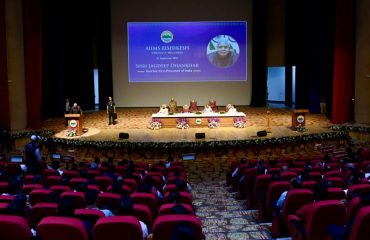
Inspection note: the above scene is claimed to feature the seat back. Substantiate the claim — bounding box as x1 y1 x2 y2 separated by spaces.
131 192 158 215
97 192 121 211
348 183 370 197
133 203 153 229
75 208 105 226
0 215 32 240
163 191 193 205
153 214 203 240
158 203 194 216
29 189 54 206
348 206 370 240
94 176 113 192
93 216 142 240
37 216 89 240
301 200 346 240
60 191 86 209
29 202 58 228
282 189 314 225
265 181 292 221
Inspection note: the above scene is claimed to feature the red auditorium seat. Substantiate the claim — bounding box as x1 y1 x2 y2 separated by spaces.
0 181 8 194
62 170 79 179
94 176 113 192
263 181 292 222
253 174 272 209
163 184 178 193
29 202 58 228
152 214 203 240
24 174 36 184
242 168 257 209
29 189 54 206
0 215 32 240
325 188 346 200
60 191 86 209
131 192 158 219
75 208 105 226
347 196 361 221
323 177 345 189
123 178 138 193
163 191 193 205
280 171 297 181
271 189 314 238
301 181 317 191
42 169 59 180
133 203 153 229
167 176 187 184
0 194 15 203
86 169 100 178
307 172 322 182
324 170 344 179
46 175 62 186
50 185 72 196
287 200 346 240
158 203 194 216
69 177 88 189
22 183 44 194
348 205 370 240
96 192 121 210
93 216 142 240
0 202 10 213
348 183 370 196
37 216 89 240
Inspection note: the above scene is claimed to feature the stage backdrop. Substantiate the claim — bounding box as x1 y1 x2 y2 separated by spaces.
111 0 252 107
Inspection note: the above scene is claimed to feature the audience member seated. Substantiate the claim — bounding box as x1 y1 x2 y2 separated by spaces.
182 104 190 113
189 100 198 112
226 104 237 113
276 178 303 212
203 104 213 114
171 222 197 240
208 98 218 112
116 196 148 240
85 189 114 217
158 104 169 115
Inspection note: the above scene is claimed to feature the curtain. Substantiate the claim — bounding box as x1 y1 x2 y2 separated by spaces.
23 0 42 129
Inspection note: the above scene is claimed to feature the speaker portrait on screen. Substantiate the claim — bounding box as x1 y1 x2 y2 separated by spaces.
207 35 240 68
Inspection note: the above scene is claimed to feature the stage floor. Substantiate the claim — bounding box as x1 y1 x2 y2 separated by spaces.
41 106 332 143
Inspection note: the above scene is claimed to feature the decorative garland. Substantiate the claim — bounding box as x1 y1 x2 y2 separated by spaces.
8 127 352 150
329 125 370 133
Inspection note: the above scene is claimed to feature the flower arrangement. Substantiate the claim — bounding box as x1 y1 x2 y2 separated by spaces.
233 117 247 128
176 118 189 129
295 124 307 132
208 117 220 129
148 118 162 130
66 129 77 137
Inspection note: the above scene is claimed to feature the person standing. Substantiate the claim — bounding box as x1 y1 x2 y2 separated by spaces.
107 96 116 125
70 103 82 114
65 99 71 126
24 135 42 175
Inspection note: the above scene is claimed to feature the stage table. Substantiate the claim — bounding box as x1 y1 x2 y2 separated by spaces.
151 112 246 128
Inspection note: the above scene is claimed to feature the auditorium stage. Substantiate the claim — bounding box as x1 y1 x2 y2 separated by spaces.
41 106 333 143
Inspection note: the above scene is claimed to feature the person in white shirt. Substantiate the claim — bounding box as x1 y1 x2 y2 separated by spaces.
158 104 169 114
203 104 213 113
226 104 237 113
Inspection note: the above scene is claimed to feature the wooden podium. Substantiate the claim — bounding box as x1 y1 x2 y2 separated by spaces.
65 114 82 136
292 109 309 129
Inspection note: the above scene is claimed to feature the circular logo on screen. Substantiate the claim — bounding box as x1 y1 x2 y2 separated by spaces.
297 115 305 123
69 120 78 128
161 30 173 43
195 118 202 125
207 35 240 68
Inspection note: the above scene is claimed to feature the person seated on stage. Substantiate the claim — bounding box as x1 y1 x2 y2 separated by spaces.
182 104 190 113
158 104 169 115
208 98 218 112
226 104 237 113
203 103 213 113
189 99 198 112
169 98 177 114
70 103 82 115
